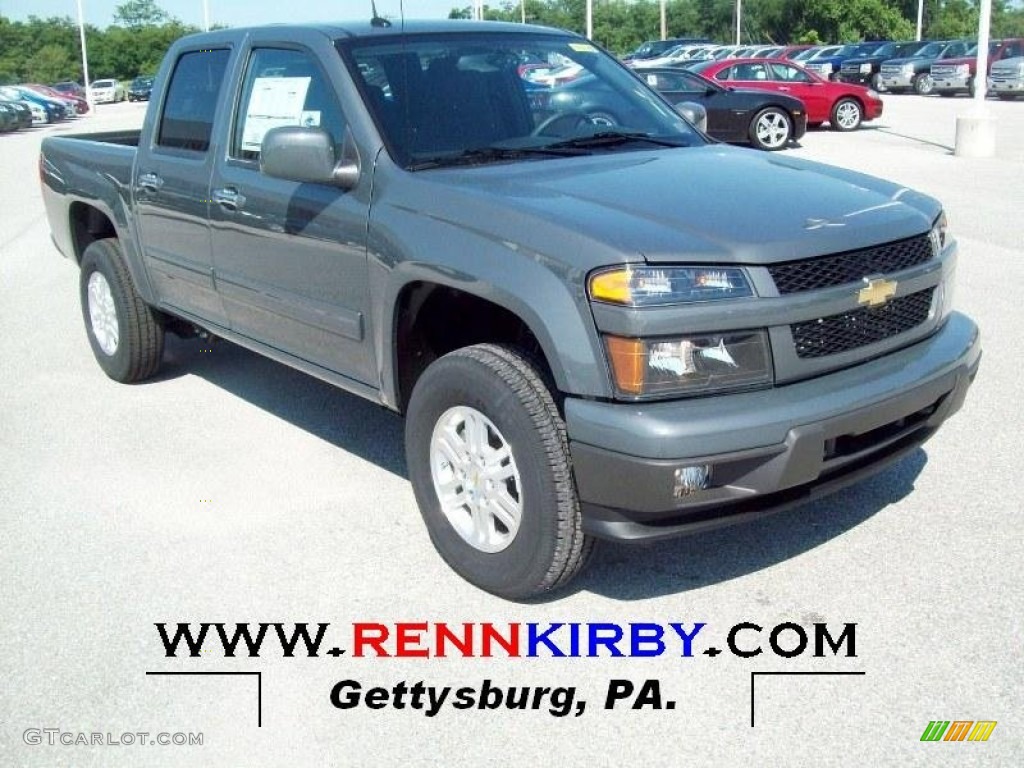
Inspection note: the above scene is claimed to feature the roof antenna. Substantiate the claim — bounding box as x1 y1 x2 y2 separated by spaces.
371 1 392 27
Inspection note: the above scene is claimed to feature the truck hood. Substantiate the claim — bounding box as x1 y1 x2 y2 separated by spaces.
843 56 886 66
991 56 1024 69
883 56 937 65
405 145 940 268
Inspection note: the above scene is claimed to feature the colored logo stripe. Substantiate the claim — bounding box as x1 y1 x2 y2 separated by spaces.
968 721 997 742
921 720 997 742
944 721 973 741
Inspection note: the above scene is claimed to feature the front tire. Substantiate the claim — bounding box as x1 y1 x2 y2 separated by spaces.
913 73 933 95
405 344 591 600
830 97 863 131
79 238 164 383
749 107 792 150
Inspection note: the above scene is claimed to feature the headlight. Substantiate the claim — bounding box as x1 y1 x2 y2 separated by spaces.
859 63 872 74
956 64 970 75
930 210 948 254
820 63 833 75
902 63 914 74
605 331 773 397
589 266 753 306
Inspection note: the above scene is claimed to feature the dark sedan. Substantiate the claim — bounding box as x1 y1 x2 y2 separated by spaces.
637 68 807 150
128 76 154 102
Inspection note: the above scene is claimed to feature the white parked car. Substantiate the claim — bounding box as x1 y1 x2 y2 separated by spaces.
90 79 126 104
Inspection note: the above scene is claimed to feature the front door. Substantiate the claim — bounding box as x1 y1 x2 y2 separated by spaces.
208 43 375 385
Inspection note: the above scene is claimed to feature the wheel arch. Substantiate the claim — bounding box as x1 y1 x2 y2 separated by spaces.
389 280 563 413
66 200 157 304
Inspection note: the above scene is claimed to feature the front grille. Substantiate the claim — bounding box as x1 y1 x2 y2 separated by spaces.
841 64 860 73
990 71 1019 83
791 288 935 359
769 233 933 294
931 64 955 76
880 65 901 74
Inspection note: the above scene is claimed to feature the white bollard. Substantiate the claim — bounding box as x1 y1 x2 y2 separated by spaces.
954 110 996 158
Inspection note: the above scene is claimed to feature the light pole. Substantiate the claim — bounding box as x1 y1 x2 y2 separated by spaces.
660 0 666 41
586 0 592 40
916 0 923 42
75 0 93 114
735 0 742 46
203 0 210 32
954 0 995 156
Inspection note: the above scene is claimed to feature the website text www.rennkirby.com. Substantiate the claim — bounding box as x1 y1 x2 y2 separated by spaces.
144 620 863 721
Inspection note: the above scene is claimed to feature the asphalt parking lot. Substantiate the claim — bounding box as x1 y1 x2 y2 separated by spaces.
2 96 1022 766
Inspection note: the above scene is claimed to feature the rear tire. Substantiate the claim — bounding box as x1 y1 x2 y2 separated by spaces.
749 107 792 150
79 238 164 383
830 97 862 131
405 344 592 600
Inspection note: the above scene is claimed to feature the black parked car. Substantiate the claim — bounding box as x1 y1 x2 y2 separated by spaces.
638 67 808 150
127 76 154 102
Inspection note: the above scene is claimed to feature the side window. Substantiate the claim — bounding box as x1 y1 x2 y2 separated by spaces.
734 63 769 80
157 49 230 152
714 66 732 81
232 47 346 162
770 63 811 83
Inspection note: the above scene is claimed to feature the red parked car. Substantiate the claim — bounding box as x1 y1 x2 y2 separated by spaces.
691 58 882 131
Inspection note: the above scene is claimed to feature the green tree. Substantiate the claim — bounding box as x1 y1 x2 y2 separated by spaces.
113 0 171 29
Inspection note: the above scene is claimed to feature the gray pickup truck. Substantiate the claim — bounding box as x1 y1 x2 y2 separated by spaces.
40 21 980 599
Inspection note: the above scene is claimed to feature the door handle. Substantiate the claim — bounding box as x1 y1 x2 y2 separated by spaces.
212 187 246 211
778 86 791 91
136 172 164 193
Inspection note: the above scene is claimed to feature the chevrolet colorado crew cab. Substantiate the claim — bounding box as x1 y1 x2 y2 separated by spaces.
40 22 980 599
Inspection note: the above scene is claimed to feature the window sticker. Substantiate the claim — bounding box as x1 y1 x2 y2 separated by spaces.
241 76 311 151
300 110 321 127
568 42 597 53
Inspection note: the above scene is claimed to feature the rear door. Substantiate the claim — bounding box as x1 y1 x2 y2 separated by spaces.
134 46 232 326
766 62 832 123
207 31 375 384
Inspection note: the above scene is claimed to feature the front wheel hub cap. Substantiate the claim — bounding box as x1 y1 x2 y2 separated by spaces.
430 406 523 553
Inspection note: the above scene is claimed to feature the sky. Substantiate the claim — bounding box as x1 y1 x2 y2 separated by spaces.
0 1 470 28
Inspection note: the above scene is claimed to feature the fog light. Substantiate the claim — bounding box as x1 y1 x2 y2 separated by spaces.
674 465 710 497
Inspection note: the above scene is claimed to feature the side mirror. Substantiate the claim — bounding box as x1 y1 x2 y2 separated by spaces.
674 101 708 133
260 126 361 189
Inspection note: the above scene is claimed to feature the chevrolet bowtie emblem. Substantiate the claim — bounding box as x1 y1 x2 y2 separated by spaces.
858 277 897 307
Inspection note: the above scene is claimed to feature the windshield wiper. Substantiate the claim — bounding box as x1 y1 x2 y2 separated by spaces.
407 144 589 171
545 131 691 150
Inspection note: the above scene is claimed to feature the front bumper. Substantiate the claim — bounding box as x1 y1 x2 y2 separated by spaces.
988 77 1024 93
567 312 980 541
880 72 915 89
932 72 971 92
838 72 873 86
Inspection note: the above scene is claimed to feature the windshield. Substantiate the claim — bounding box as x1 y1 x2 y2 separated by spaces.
966 41 1001 56
914 42 944 58
792 48 818 60
93 80 114 87
341 32 699 170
